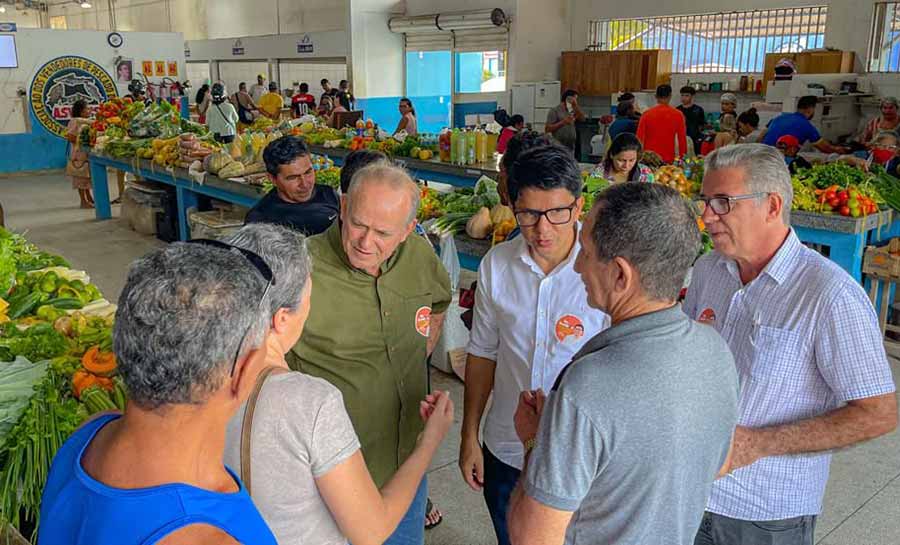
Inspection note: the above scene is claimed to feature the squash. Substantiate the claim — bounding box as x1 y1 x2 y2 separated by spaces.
465 207 493 239
82 345 117 377
489 204 515 227
204 152 233 175
218 161 246 179
72 369 113 398
229 140 243 160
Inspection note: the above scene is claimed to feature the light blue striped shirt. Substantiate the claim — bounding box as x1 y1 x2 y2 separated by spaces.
683 229 896 520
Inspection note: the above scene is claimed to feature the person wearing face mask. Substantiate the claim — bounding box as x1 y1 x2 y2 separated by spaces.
288 163 452 545
460 144 611 545
760 96 848 154
245 136 339 235
687 145 896 545
832 131 900 173
592 133 654 183
859 97 900 147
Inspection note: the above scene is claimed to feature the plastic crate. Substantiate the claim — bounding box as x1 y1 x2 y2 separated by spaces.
188 208 247 241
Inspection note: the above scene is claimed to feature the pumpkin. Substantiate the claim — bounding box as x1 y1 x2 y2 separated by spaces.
72 369 113 398
465 207 493 239
82 345 117 377
489 204 515 226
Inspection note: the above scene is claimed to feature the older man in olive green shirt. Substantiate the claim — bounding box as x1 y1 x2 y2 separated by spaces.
288 162 452 543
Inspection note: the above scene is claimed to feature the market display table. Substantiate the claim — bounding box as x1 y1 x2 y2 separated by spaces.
88 153 265 241
308 145 501 188
791 210 894 283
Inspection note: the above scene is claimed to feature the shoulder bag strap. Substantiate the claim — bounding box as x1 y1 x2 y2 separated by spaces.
214 102 235 132
240 365 286 495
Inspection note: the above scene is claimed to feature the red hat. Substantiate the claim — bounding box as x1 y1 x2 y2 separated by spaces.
776 135 800 149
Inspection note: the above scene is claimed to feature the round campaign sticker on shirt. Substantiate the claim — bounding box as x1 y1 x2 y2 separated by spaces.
415 306 432 337
555 314 585 343
698 308 717 325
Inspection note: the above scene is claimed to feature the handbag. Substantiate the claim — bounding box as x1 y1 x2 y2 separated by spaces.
240 365 287 495
65 154 90 178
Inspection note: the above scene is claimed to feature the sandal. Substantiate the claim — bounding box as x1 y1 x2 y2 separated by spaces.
424 498 443 530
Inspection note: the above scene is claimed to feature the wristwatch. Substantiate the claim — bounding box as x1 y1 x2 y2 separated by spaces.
524 437 536 453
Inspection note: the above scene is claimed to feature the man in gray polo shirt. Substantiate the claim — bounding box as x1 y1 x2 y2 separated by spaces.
507 183 739 545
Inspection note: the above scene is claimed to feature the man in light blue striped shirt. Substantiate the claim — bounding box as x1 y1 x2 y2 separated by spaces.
685 144 897 545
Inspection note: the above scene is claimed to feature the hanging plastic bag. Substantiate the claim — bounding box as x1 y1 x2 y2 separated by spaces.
439 233 461 292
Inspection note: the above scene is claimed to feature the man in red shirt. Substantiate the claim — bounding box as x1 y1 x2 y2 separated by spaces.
636 85 688 164
291 82 317 118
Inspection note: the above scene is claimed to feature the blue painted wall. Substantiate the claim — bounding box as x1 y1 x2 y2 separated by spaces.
453 102 497 128
0 109 68 174
357 95 451 134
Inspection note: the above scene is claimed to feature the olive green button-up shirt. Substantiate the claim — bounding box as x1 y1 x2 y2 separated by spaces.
288 222 452 487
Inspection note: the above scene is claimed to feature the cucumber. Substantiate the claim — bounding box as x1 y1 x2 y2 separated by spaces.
8 292 43 319
44 297 84 310
112 377 128 411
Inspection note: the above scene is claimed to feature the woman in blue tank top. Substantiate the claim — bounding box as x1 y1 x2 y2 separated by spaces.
39 242 278 545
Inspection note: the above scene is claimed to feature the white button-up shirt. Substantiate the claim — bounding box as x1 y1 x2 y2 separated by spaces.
683 230 896 520
468 227 611 470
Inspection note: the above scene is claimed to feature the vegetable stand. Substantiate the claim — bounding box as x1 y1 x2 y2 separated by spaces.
89 153 265 241
791 210 894 283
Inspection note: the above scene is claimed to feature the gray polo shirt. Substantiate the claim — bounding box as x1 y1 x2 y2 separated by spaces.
546 104 576 149
524 305 738 545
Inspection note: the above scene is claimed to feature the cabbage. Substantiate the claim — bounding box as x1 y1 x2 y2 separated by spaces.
0 357 48 447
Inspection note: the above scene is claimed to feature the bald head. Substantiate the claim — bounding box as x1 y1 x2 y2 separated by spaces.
346 163 420 223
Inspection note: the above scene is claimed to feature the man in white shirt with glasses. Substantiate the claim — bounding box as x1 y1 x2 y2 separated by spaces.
459 143 610 545
685 144 897 545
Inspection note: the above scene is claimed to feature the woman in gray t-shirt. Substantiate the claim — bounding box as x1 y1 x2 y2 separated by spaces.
223 224 454 545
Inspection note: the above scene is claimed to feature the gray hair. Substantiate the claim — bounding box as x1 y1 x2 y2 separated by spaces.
704 144 793 224
227 223 311 316
346 163 420 224
114 243 270 411
873 131 899 145
590 183 700 302
881 96 899 108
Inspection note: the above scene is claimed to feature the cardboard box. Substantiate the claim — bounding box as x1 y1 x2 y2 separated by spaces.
863 243 900 278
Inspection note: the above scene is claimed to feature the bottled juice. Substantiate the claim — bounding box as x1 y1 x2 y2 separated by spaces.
475 128 487 163
466 130 476 165
439 130 451 162
450 129 460 164
458 130 468 165
486 132 499 156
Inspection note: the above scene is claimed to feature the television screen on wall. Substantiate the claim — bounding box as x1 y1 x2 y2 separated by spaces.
0 35 18 68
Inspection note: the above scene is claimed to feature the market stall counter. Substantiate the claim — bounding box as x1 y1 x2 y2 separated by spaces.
89 153 265 241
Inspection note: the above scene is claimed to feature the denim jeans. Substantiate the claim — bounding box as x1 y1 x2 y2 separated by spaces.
694 511 817 545
380 476 428 545
482 445 521 545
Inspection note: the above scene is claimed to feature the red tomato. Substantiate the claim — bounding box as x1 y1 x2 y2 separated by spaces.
825 190 837 201
839 206 851 216
837 190 849 201
828 198 841 209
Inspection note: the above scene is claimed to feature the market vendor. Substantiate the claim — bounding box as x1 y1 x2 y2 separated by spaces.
592 133 654 183
760 95 848 154
288 162 453 545
258 81 285 121
39 242 278 545
245 136 339 235
858 97 900 147
460 143 610 545
686 144 897 545
545 89 585 152
720 92 738 116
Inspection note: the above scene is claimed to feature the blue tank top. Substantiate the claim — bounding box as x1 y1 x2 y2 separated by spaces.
38 413 277 545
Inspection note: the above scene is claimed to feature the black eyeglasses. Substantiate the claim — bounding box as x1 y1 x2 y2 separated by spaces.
692 193 769 216
186 239 275 376
514 200 578 227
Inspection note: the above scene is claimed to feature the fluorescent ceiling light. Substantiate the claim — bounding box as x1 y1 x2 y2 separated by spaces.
0 6 6 13
80 1 91 8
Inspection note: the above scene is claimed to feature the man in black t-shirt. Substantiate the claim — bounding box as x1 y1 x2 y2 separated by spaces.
677 86 706 156
245 136 339 235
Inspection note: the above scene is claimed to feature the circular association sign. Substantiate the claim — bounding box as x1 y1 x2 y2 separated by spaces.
29 56 118 139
